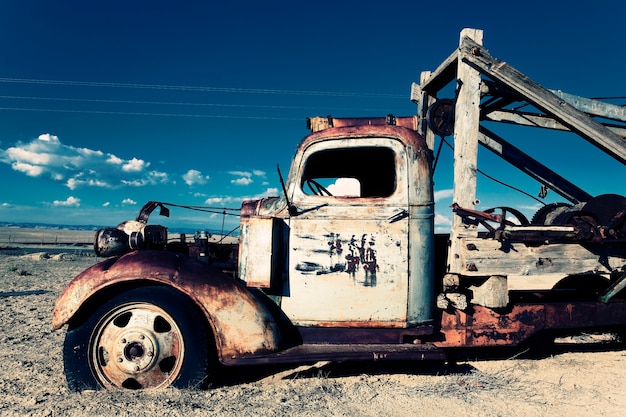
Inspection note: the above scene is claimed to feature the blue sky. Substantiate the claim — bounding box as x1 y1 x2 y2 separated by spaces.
0 1 624 234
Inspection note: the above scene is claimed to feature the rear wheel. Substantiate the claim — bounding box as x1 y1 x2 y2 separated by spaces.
64 286 213 391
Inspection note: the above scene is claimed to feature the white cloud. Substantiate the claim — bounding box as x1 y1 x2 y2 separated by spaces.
122 157 148 172
38 133 59 143
8 147 53 166
0 133 168 190
435 213 452 226
1 202 14 208
229 170 251 177
52 196 80 207
204 197 224 205
520 203 543 213
435 189 454 202
183 169 210 186
227 169 267 187
204 188 281 207
107 155 123 165
434 213 452 233
120 171 169 187
204 196 233 205
257 187 279 197
122 198 137 205
102 201 110 207
150 171 169 183
121 179 147 187
327 178 360 197
231 177 253 186
12 161 44 177
66 177 111 190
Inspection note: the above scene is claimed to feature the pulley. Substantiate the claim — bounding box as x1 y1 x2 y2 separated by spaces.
426 98 455 137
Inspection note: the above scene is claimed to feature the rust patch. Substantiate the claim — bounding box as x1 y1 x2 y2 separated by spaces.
436 305 545 347
437 301 626 348
52 251 300 362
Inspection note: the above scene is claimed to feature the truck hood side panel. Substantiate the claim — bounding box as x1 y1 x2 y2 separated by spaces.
52 251 300 361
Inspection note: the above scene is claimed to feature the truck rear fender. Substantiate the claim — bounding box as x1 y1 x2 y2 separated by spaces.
52 250 300 361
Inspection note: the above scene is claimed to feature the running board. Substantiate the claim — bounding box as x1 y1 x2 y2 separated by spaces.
222 343 445 366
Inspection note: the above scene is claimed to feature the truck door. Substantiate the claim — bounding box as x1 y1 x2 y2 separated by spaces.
281 137 412 327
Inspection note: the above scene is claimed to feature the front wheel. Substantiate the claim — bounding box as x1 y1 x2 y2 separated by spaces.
63 286 213 391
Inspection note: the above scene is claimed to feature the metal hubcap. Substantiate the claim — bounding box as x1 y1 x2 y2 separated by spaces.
90 302 184 389
114 330 157 374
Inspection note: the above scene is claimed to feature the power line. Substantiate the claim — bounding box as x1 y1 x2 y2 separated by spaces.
0 77 405 99
0 106 303 120
0 95 395 113
3 77 622 102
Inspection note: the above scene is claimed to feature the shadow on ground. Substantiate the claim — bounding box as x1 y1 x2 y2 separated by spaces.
211 334 626 388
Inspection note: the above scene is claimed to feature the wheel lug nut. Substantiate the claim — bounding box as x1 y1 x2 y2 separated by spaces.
134 366 140 371
117 357 123 363
121 338 126 344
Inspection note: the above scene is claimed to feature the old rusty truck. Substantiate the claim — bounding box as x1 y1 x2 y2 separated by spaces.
53 28 626 391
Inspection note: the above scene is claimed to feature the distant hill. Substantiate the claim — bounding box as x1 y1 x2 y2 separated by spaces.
0 222 102 231
0 222 236 236
0 222 239 247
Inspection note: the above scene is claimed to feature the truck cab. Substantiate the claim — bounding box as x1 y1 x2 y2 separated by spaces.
239 117 435 330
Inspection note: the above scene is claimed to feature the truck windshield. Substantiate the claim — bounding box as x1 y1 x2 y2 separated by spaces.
301 147 396 198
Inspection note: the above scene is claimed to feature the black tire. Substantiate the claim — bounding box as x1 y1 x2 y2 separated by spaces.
63 286 213 391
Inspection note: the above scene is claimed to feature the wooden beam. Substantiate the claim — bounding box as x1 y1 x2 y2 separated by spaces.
418 49 458 94
550 90 626 123
448 28 483 275
460 36 626 165
416 71 437 151
478 127 592 204
484 110 626 138
485 110 569 130
452 28 482 218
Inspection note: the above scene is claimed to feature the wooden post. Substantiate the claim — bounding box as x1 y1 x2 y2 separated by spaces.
418 71 436 151
449 28 483 272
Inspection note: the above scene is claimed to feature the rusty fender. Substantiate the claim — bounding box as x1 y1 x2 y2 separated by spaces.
52 250 299 362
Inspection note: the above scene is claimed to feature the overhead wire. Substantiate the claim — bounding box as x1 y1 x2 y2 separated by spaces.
0 77 408 118
0 94 397 113
0 106 304 120
0 77 405 98
160 202 241 215
438 137 546 205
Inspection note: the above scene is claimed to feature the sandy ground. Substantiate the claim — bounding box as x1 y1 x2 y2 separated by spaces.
1 231 626 416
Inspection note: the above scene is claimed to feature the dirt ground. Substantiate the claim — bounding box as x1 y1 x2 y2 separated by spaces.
1 231 626 417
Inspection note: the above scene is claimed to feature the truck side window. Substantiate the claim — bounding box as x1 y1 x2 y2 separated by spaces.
301 147 396 197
